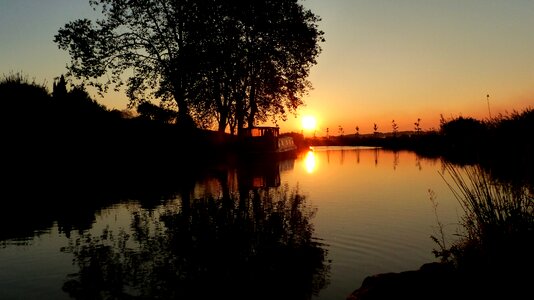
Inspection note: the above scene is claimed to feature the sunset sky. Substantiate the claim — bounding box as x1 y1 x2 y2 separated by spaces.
1 0 533 134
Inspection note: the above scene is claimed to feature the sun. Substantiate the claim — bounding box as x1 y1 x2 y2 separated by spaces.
302 115 317 131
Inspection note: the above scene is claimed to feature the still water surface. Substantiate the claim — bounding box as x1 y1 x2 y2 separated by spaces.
0 147 462 299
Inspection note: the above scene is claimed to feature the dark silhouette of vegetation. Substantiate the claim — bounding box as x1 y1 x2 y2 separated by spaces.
52 74 68 98
1 72 108 125
136 101 178 124
436 110 534 187
391 120 398 137
0 73 231 241
428 163 533 299
0 72 52 123
54 0 324 132
1 71 254 164
61 186 330 300
414 118 422 134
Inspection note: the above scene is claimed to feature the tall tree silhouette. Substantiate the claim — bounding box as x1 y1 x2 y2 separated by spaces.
52 75 67 100
414 118 422 134
391 119 398 136
55 0 324 132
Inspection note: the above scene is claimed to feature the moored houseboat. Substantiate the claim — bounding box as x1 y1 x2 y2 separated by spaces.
240 126 297 158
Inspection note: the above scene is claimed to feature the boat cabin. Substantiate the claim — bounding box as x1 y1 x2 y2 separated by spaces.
240 126 296 156
242 126 279 138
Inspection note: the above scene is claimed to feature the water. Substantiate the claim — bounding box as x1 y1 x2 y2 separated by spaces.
0 147 463 299
294 147 461 299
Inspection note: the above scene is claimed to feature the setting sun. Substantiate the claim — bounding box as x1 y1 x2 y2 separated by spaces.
302 115 317 131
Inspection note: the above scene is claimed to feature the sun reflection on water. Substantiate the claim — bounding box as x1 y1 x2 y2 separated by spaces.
305 150 316 173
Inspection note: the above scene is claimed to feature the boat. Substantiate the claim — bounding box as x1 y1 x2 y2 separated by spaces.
239 126 297 158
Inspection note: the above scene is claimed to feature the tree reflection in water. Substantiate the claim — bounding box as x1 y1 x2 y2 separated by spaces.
62 185 330 300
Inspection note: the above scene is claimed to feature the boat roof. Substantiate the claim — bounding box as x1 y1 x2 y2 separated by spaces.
242 126 279 137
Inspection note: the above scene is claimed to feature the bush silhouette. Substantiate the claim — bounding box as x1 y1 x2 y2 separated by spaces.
0 72 52 124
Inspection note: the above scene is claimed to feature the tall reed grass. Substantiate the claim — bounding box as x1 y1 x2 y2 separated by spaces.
437 163 533 272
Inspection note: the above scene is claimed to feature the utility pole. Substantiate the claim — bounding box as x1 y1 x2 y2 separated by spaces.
486 94 492 119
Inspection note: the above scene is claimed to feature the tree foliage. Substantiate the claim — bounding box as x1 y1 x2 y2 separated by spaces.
55 0 324 132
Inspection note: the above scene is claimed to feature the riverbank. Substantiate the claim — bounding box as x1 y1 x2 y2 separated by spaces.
347 261 530 300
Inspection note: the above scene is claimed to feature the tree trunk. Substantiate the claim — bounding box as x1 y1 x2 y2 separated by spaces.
215 77 229 133
247 82 257 128
218 107 228 132
235 91 247 136
173 87 194 128
236 105 245 135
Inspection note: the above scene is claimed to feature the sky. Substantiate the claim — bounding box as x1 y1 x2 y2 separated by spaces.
1 0 533 134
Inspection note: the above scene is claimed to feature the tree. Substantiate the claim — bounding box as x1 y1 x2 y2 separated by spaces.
373 123 378 135
391 119 398 136
137 101 177 124
239 1 324 131
184 0 324 133
55 0 324 132
414 118 422 134
52 75 68 100
54 0 224 127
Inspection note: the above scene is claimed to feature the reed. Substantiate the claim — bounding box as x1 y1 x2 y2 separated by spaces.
438 163 533 271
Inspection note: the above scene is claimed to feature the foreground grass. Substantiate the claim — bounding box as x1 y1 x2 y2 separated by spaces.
433 163 533 297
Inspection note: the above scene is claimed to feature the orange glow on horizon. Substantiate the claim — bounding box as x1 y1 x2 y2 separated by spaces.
281 101 533 135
